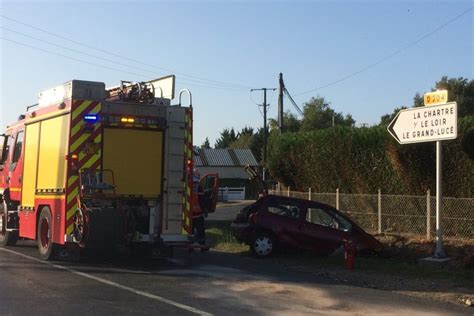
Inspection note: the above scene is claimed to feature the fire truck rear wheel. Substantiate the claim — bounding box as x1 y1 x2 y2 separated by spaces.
37 207 57 261
0 201 18 247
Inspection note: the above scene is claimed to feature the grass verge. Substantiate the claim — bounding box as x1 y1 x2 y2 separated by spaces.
205 220 474 288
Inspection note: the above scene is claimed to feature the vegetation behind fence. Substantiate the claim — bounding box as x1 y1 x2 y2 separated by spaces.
267 116 474 197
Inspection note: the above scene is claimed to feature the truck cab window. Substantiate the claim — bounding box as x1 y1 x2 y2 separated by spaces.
0 134 9 165
12 131 24 163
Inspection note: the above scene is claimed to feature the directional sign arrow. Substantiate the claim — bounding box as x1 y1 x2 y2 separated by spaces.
387 111 401 143
387 102 457 144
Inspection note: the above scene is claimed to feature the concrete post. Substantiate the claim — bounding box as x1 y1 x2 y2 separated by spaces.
287 186 290 197
336 188 340 210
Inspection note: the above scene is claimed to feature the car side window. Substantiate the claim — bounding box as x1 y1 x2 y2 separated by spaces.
267 200 301 219
12 131 24 163
306 207 351 231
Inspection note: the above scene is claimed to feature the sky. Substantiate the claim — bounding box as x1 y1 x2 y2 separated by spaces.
0 0 472 146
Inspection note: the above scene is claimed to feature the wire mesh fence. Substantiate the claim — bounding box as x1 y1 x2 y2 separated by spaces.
269 188 473 241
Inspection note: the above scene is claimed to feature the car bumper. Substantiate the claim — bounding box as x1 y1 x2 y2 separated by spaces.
230 222 257 243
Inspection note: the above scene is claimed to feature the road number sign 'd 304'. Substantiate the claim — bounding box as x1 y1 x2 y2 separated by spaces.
387 102 457 144
424 90 448 106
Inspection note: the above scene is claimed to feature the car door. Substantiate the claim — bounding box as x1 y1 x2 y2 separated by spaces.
299 201 351 255
8 129 24 201
258 196 306 249
0 134 10 190
198 173 219 213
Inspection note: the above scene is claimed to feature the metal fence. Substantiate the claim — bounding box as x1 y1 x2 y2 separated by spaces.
269 188 474 241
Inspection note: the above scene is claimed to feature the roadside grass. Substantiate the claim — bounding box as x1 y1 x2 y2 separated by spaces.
205 220 248 253
205 220 474 288
278 251 474 288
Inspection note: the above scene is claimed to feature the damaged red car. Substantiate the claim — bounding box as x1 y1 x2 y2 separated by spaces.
231 194 382 258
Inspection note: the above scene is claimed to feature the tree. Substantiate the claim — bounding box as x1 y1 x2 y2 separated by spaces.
214 128 237 148
269 111 302 133
434 76 474 117
249 128 264 163
380 76 474 125
201 137 211 149
461 127 474 160
413 93 424 108
300 97 355 131
239 126 254 137
230 126 254 149
379 106 407 126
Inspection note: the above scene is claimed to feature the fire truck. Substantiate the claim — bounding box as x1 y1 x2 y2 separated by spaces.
0 76 218 260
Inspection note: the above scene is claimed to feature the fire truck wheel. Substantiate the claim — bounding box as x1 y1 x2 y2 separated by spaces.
37 207 57 261
0 201 18 247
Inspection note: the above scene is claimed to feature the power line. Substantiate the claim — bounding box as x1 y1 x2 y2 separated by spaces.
0 27 158 75
0 37 245 92
1 37 147 77
294 6 474 97
0 27 245 91
0 14 252 89
284 88 304 116
249 90 264 118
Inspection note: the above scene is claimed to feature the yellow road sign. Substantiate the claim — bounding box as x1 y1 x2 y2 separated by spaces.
424 90 448 106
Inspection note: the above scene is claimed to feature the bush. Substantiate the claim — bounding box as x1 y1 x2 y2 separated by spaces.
268 116 474 197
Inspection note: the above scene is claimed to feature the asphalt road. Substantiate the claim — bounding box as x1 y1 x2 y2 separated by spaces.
0 241 470 316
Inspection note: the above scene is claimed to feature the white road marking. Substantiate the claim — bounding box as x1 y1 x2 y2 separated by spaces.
0 247 212 316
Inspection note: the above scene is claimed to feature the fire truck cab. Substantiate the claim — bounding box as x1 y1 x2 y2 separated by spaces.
0 76 218 260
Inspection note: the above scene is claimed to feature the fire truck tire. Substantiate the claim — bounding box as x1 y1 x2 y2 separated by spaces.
37 207 57 261
0 201 18 247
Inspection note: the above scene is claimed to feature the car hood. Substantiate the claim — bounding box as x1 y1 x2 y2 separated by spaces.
351 226 382 252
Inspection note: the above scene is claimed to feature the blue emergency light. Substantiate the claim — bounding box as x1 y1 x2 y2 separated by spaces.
83 114 98 122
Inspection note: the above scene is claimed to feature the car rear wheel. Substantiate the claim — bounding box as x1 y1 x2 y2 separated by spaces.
251 233 275 258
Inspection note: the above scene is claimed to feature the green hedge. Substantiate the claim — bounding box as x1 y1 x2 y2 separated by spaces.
268 116 474 197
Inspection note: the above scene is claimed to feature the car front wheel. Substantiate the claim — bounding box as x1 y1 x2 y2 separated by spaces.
251 233 275 258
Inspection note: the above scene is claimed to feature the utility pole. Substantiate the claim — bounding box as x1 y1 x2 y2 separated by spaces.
251 87 276 181
278 73 285 134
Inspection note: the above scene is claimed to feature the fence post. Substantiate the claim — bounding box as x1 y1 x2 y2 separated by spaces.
308 187 312 222
426 189 431 240
378 189 382 234
336 188 339 210
287 186 290 197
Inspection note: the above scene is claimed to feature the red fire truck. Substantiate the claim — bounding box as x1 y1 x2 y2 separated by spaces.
0 76 218 260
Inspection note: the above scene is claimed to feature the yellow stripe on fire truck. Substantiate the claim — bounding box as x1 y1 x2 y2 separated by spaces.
66 101 102 237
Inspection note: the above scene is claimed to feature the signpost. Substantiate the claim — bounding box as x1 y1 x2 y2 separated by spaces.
387 90 457 259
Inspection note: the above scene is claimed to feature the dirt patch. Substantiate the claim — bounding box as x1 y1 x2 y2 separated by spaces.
377 234 474 269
